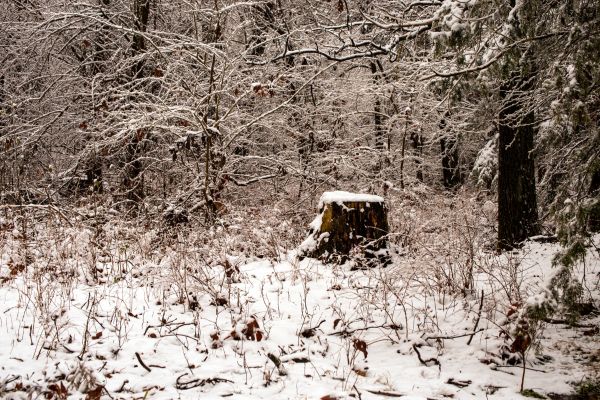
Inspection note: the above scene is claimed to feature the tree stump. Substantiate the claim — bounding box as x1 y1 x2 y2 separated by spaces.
298 191 390 266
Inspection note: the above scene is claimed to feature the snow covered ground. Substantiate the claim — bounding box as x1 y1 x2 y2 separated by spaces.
0 216 598 399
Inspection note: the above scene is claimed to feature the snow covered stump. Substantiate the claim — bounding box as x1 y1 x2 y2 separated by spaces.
298 191 391 267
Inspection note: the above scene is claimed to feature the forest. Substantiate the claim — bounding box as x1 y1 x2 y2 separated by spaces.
0 1 599 399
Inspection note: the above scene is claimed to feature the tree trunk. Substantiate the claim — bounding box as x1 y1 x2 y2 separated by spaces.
299 192 390 266
119 0 150 207
497 73 540 250
440 137 460 189
439 114 461 189
587 167 600 232
411 129 424 182
370 62 385 151
0 74 4 129
123 131 144 204
247 2 277 57
131 0 150 79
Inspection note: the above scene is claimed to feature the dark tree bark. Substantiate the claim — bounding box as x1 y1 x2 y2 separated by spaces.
440 137 460 189
438 115 461 189
587 167 600 232
119 0 150 206
247 2 277 57
497 73 540 250
131 0 150 79
123 130 144 203
411 128 424 182
300 197 390 266
81 157 103 194
0 74 4 129
370 61 385 151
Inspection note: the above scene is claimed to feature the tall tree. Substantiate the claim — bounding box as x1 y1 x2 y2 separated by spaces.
497 70 540 249
496 1 541 249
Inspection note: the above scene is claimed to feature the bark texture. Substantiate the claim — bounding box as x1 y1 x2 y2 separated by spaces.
588 167 600 232
301 199 390 265
497 73 540 250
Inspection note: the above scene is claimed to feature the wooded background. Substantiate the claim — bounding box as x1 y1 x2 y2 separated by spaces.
1 0 599 249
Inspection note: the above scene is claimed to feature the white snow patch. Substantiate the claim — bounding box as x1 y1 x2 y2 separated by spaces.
318 191 384 210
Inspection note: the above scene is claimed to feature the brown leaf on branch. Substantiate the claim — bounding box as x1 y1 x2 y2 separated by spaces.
353 338 368 358
242 317 264 341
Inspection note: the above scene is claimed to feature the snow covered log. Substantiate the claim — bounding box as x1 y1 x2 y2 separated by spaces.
298 191 390 265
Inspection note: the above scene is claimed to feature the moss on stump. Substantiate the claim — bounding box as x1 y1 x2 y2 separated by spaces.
299 191 390 266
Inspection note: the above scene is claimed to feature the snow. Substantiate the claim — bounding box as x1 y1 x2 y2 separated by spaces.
434 0 478 35
470 135 498 189
297 212 324 254
0 217 598 399
318 191 384 210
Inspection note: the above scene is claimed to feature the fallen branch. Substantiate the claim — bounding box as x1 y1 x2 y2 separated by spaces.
365 389 405 397
494 365 547 373
229 173 278 187
412 344 441 370
446 378 472 388
267 353 288 376
331 323 402 336
426 329 484 341
175 374 233 390
543 319 596 328
116 380 129 393
135 352 152 372
366 387 443 399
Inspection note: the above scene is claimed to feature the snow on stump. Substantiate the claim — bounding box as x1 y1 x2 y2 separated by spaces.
298 191 390 266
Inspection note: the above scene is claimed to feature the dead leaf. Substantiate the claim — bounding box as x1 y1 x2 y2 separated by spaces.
242 317 260 340
353 338 368 358
333 319 341 330
301 328 316 338
48 381 68 399
85 386 103 400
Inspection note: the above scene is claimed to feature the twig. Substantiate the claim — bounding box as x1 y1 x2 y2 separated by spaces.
365 389 405 397
446 378 472 388
102 387 115 400
495 365 547 373
331 323 400 336
135 352 152 372
426 329 484 341
412 344 441 370
267 353 287 376
543 319 596 328
175 374 233 390
352 383 362 400
467 290 484 345
78 293 95 360
116 380 129 392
